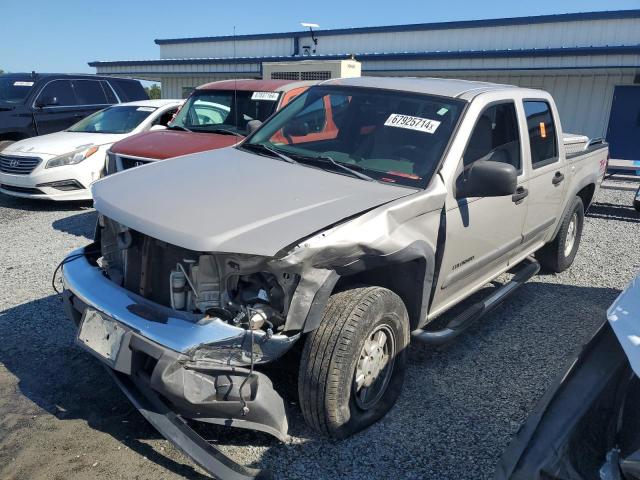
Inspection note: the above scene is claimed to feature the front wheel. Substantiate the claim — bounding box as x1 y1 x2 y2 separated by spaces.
298 286 409 439
536 196 584 273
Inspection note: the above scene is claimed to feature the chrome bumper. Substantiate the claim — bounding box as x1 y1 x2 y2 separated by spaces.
61 247 298 364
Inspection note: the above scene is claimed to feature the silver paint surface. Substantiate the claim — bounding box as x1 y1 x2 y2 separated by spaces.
92 147 415 256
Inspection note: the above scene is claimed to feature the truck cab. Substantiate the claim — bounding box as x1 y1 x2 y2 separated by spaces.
106 79 316 173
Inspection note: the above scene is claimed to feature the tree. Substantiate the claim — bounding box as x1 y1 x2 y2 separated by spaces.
145 84 161 99
0 69 4 74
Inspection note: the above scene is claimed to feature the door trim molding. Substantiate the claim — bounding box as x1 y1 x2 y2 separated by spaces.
522 217 556 244
442 235 522 289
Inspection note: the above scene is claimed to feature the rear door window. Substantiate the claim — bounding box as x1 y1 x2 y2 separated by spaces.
73 80 108 105
463 102 521 171
37 80 77 106
109 79 148 102
523 101 558 168
101 81 118 103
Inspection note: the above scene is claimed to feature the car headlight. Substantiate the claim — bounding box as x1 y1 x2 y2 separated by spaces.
46 146 99 168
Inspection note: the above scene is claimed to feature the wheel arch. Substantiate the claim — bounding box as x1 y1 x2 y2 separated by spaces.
332 257 430 331
576 183 596 211
548 183 593 242
289 240 437 334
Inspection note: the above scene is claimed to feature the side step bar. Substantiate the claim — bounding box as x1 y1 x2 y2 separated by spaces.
412 257 540 345
106 368 271 480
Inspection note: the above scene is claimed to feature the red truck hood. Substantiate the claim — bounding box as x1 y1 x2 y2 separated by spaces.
109 130 241 160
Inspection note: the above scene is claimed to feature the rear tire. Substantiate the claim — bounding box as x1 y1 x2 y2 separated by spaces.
536 196 584 273
298 286 409 439
0 140 15 152
634 186 640 212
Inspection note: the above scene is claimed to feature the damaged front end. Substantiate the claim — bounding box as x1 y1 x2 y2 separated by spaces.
63 215 305 444
495 275 640 480
60 149 444 477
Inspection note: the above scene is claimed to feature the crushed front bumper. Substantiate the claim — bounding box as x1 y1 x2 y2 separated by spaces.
108 368 272 480
61 247 292 478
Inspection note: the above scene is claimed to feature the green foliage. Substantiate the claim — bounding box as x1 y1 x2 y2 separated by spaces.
145 84 161 99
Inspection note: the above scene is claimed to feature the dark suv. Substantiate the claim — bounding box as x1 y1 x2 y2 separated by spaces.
0 73 148 151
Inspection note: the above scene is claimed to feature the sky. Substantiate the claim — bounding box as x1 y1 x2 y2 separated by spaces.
1 0 639 75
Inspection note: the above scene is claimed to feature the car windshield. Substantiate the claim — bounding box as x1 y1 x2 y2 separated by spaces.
67 105 157 134
0 77 35 103
170 90 281 135
244 86 465 189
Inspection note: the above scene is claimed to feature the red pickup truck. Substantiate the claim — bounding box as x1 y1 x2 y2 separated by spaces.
106 79 315 173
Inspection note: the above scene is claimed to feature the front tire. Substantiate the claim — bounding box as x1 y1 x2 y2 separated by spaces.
537 196 584 273
298 286 409 439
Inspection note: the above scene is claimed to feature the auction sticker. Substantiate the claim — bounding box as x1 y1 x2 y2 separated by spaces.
384 114 440 134
251 91 279 101
13 81 34 87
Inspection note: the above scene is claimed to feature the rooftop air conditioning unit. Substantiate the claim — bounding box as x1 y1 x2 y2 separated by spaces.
262 59 361 81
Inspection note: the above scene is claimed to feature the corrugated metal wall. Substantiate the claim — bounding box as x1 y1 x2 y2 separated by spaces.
97 13 640 140
160 37 293 59
158 17 640 59
435 71 634 139
298 18 640 56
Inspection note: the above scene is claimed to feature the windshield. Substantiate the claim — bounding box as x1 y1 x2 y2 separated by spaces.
67 105 156 134
245 86 465 188
170 90 281 135
0 77 35 103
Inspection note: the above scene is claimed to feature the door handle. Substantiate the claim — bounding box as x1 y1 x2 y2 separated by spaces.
512 186 529 204
552 172 565 185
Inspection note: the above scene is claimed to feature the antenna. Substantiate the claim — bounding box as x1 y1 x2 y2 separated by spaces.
233 26 238 130
301 22 320 55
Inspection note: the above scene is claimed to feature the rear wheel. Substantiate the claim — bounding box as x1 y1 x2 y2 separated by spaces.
537 196 584 273
634 186 640 212
298 286 409 439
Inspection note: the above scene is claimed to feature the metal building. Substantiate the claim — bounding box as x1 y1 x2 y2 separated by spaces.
90 10 640 162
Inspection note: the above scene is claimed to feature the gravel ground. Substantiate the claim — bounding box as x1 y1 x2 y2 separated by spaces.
1 177 639 480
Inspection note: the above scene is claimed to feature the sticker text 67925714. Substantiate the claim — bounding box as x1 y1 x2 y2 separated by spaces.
384 114 441 134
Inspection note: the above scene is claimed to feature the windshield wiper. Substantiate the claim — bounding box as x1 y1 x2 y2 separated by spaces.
206 127 244 137
167 124 192 132
241 143 297 164
287 153 374 181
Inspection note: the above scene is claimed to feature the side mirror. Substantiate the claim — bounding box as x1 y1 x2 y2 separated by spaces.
35 96 59 108
455 160 517 199
246 119 262 136
282 121 309 138
149 125 167 132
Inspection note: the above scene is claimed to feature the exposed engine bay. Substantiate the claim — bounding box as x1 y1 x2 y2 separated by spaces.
98 214 299 340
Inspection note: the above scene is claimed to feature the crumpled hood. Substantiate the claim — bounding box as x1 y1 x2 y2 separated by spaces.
3 131 125 156
92 147 415 256
109 130 239 160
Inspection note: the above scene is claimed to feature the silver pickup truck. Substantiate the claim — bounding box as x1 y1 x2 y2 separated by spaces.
60 77 607 478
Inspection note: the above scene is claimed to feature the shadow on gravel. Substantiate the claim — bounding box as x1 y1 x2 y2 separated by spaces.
600 184 638 193
0 281 622 478
0 294 210 479
0 192 92 212
587 202 640 224
52 211 98 239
